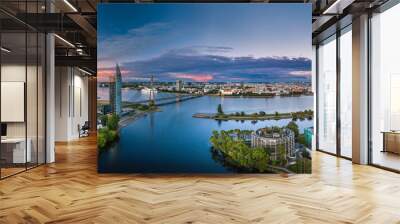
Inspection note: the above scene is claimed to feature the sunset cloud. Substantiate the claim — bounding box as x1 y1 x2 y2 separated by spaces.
98 4 311 82
97 68 130 82
117 49 311 82
172 73 214 82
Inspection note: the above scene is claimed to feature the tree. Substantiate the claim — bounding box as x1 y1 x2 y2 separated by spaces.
301 149 311 159
275 111 279 117
217 104 224 114
277 144 287 166
240 111 245 116
107 113 119 131
98 132 107 149
286 121 299 138
99 115 108 126
259 111 266 116
148 100 155 107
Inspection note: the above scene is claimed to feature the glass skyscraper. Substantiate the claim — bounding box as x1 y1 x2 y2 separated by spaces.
109 64 122 115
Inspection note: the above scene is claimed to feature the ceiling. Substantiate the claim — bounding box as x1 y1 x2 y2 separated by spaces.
0 0 390 74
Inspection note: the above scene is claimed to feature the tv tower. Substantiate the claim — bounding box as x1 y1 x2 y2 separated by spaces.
149 75 155 103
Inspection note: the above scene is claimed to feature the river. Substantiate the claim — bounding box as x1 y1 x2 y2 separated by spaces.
98 88 314 173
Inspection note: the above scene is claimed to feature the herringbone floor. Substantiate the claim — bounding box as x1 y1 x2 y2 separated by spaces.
1 136 400 224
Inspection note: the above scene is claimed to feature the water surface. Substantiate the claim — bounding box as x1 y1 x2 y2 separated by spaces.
98 89 313 173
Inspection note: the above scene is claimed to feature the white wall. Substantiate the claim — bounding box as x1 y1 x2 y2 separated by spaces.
55 67 89 141
1 63 46 164
1 65 26 138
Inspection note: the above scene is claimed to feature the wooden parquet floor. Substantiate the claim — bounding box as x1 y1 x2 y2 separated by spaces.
1 136 400 224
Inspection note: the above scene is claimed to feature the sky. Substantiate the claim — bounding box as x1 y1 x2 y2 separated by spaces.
98 3 312 83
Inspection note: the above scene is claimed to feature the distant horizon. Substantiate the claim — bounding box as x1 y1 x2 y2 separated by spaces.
98 79 312 85
98 4 311 83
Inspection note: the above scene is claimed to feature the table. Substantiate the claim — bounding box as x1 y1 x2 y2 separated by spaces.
1 138 31 163
381 131 400 154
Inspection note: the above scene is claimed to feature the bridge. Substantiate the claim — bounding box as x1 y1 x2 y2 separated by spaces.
122 94 203 108
130 94 195 105
154 95 202 106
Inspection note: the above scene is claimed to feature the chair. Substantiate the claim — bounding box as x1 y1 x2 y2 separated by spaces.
79 121 90 138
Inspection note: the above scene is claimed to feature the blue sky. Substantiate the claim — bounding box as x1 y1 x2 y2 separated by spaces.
98 3 311 82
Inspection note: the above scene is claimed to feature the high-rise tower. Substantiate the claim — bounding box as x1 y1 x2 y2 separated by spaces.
109 76 116 113
149 75 155 101
109 63 122 115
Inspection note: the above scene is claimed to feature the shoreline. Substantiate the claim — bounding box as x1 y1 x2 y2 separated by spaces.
193 112 313 121
119 109 161 128
97 93 313 105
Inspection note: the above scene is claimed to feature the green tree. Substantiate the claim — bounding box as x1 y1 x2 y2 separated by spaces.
287 121 299 138
275 111 279 117
240 111 245 116
210 129 277 173
98 126 119 150
107 113 119 131
98 132 107 149
277 144 287 166
148 100 155 107
298 133 307 145
259 111 266 116
301 149 311 159
99 115 108 126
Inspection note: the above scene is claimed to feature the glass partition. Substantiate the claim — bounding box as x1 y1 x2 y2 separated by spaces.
1 30 28 177
317 35 337 154
27 30 38 169
339 26 352 158
38 32 45 165
0 2 46 179
370 3 400 171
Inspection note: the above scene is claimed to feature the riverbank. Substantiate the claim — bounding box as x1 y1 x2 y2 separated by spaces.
157 90 311 98
193 113 290 120
119 108 161 128
193 110 313 121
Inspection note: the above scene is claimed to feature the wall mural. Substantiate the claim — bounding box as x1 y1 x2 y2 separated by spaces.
97 3 313 174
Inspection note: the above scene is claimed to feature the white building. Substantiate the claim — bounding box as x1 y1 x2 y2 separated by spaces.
176 80 183 91
251 128 295 160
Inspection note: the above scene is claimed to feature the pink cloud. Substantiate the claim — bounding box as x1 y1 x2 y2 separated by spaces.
173 73 214 82
97 68 130 82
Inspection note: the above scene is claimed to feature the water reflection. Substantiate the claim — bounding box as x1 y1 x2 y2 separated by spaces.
98 89 314 173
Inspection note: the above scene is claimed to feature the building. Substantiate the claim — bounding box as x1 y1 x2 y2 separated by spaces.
219 89 234 95
176 80 183 91
109 64 122 115
304 127 314 148
251 128 295 160
109 75 116 113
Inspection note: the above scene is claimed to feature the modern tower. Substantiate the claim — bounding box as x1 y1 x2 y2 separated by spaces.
109 63 122 115
149 75 155 101
176 80 183 91
109 75 116 113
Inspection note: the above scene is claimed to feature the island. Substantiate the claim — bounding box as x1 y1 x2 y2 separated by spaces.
194 104 313 121
209 122 312 173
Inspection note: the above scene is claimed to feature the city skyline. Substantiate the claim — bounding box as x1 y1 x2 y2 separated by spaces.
98 4 312 83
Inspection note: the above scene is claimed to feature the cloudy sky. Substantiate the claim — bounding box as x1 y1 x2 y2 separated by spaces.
98 4 311 82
